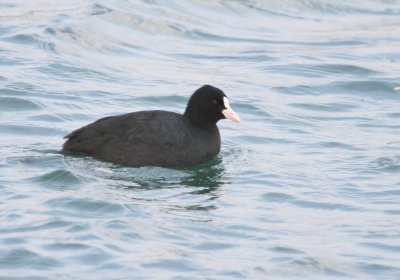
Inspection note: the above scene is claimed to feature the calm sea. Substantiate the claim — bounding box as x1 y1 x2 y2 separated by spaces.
1 1 399 279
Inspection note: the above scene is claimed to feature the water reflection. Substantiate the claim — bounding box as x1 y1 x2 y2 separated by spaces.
180 157 227 190
63 154 229 210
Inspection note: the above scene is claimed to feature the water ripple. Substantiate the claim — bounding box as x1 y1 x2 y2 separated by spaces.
46 198 127 218
0 96 42 111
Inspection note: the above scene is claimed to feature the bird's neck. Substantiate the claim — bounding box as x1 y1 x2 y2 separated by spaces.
183 109 217 128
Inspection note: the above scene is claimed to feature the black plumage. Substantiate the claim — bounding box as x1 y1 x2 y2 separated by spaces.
61 85 240 167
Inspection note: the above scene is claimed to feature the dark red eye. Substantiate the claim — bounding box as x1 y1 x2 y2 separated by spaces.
211 99 218 105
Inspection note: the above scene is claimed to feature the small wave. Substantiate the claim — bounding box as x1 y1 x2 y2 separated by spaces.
290 200 360 211
289 102 357 112
90 3 113 16
0 248 61 269
262 192 296 202
0 96 42 111
337 81 400 99
317 141 364 151
369 156 400 173
0 124 61 136
268 63 379 78
274 80 399 100
269 246 305 254
239 0 400 16
32 169 81 188
46 197 127 218
2 33 41 45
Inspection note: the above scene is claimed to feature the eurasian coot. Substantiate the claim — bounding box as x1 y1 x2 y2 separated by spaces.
61 85 240 167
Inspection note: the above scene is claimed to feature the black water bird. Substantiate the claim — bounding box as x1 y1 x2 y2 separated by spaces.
61 85 240 167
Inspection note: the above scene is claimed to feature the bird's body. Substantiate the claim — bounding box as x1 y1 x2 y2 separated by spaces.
62 110 220 167
61 85 240 167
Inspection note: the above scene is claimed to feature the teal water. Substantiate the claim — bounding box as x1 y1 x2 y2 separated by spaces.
1 1 400 279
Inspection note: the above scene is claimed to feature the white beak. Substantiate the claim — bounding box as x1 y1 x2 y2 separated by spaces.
222 97 240 123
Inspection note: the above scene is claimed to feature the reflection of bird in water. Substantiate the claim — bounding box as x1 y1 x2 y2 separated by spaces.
181 157 227 193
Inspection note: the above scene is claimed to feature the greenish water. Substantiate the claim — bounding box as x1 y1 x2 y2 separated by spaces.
1 1 400 279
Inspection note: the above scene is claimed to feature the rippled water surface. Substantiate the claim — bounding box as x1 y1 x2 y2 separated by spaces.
1 0 400 279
